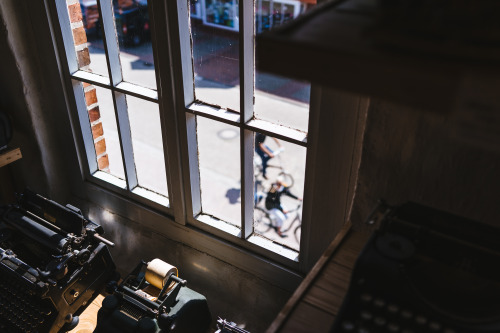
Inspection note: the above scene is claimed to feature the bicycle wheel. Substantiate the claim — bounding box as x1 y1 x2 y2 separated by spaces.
254 207 273 235
294 224 301 244
279 172 294 188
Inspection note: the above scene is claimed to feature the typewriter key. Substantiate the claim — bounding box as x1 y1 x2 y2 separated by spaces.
360 311 373 320
373 298 386 308
374 317 387 326
387 323 400 332
400 310 413 319
415 315 427 325
429 321 441 331
341 320 355 331
387 304 399 313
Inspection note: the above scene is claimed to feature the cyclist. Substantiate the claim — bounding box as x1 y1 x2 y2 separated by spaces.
255 133 281 179
265 177 302 237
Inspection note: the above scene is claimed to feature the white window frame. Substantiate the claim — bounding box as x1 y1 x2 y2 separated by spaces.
51 0 177 216
45 0 367 288
170 0 309 265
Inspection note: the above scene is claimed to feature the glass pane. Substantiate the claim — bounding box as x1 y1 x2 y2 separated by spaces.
191 0 240 111
127 95 168 197
91 86 125 179
255 0 317 133
254 134 306 251
68 0 109 77
114 0 157 90
197 117 241 226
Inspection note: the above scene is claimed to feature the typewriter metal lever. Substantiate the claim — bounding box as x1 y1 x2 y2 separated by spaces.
92 232 115 247
38 251 75 281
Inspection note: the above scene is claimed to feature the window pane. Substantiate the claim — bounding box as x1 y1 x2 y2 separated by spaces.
191 0 240 111
127 96 168 197
65 0 110 78
92 86 125 179
197 117 241 226
254 134 306 251
254 0 316 133
114 0 157 90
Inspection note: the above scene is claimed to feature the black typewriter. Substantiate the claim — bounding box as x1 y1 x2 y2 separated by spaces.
0 189 117 333
332 202 500 333
95 259 211 333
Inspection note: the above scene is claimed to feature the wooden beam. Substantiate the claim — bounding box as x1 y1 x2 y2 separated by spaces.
0 148 22 168
266 221 352 333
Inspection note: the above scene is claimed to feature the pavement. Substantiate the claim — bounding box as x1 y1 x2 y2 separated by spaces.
83 23 309 252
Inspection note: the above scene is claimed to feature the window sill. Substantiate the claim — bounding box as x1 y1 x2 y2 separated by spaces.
79 182 304 292
196 213 299 262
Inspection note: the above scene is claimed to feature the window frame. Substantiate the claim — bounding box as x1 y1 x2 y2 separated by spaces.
169 0 309 264
51 0 177 216
45 0 366 287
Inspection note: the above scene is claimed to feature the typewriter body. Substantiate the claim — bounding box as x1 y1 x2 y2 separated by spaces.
95 259 211 333
332 202 500 333
0 190 116 333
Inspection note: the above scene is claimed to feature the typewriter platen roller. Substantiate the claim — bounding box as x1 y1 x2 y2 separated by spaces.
0 189 117 333
95 258 211 333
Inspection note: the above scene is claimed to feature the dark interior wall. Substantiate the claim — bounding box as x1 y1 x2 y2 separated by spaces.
0 1 76 203
350 99 500 229
0 2 292 331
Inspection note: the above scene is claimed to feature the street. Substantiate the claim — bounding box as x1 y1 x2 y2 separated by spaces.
83 24 309 252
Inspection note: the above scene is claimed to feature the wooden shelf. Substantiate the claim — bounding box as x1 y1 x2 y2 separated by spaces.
0 148 22 168
256 0 500 113
267 222 370 332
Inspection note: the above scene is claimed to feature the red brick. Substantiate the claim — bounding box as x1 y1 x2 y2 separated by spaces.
98 154 109 170
85 88 97 106
77 48 91 68
68 3 83 23
88 106 101 123
72 26 87 46
92 122 103 139
94 138 107 156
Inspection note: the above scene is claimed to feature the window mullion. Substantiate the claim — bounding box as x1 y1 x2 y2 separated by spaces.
97 0 137 189
54 0 78 74
113 92 138 190
240 0 255 238
169 0 201 218
146 0 189 223
97 0 123 85
72 80 98 173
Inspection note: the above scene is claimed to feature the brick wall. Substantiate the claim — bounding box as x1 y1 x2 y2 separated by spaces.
67 0 109 171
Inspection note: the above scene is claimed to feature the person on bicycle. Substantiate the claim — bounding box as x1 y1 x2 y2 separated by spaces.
255 133 281 180
265 177 302 237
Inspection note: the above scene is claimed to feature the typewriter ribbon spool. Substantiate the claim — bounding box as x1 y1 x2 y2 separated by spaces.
145 258 178 290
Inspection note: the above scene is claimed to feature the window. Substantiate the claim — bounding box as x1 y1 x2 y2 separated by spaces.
50 0 320 270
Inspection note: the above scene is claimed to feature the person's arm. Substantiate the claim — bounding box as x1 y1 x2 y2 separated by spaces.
283 187 301 200
272 137 282 147
258 142 274 157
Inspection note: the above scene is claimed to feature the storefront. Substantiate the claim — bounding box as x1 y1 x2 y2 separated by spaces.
190 0 315 33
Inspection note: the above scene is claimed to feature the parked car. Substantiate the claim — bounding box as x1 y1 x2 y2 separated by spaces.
80 0 100 35
114 0 150 46
80 0 150 46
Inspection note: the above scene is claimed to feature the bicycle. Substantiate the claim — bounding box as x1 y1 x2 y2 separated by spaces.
280 202 302 243
253 198 302 243
253 146 294 188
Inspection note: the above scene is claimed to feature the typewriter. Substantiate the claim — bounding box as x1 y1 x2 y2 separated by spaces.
332 202 500 333
215 318 251 333
95 258 211 333
0 189 117 333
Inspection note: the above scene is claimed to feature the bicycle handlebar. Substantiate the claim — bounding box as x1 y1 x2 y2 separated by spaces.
273 147 285 157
